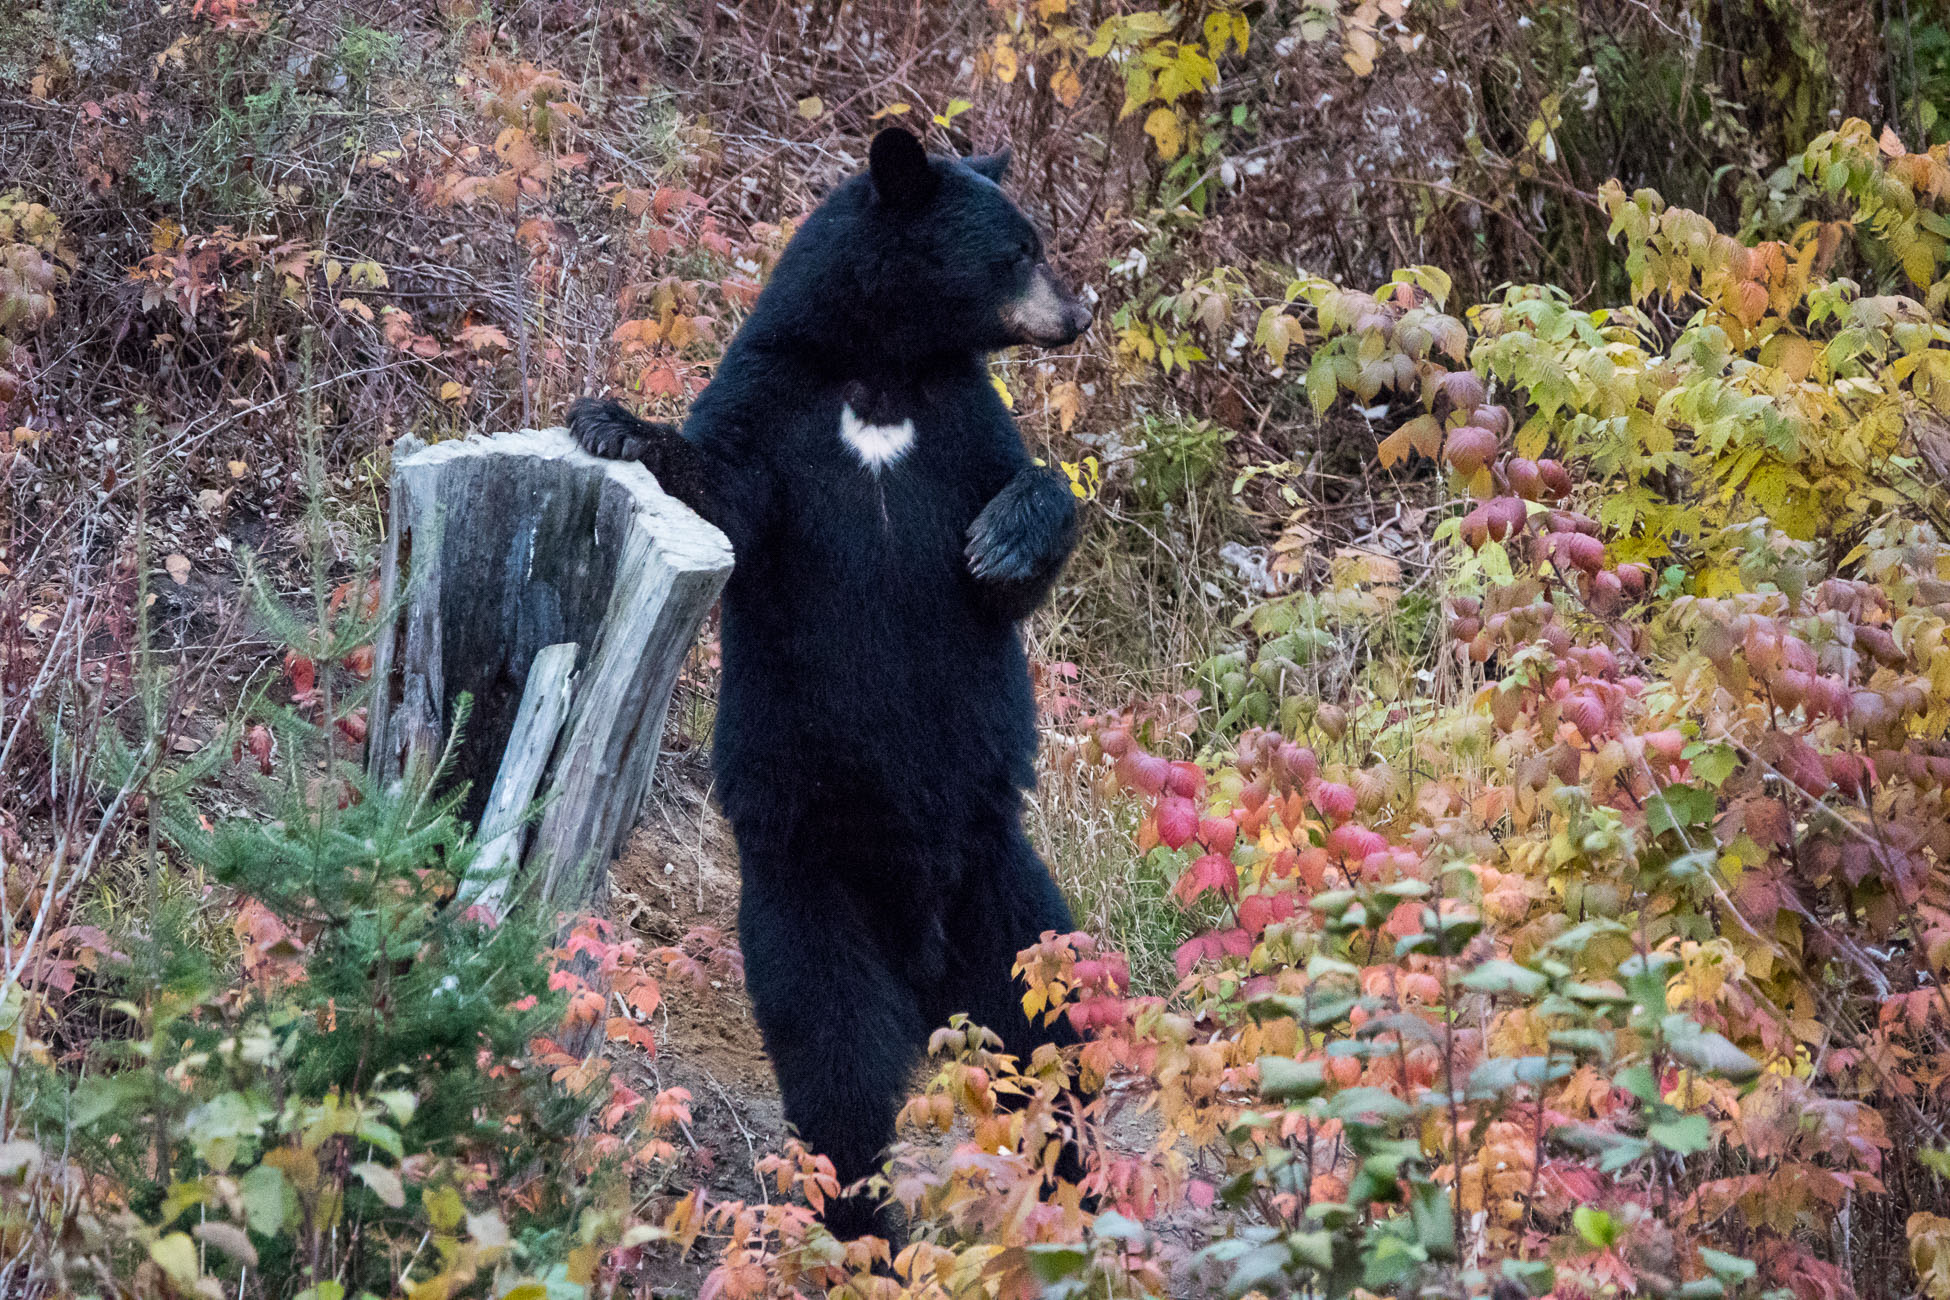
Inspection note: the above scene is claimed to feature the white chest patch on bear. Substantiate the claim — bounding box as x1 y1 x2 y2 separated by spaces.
839 404 915 473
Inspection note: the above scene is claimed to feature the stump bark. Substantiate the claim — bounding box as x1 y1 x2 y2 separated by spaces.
366 426 733 914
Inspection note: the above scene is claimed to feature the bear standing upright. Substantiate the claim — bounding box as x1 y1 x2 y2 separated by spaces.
568 127 1093 1239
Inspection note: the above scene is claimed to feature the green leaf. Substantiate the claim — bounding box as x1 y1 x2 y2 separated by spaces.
1361 1230 1424 1288
1546 1028 1613 1060
1683 742 1740 787
1614 1063 1659 1105
357 1120 404 1160
1092 1209 1147 1243
1306 351 1338 414
1225 1241 1295 1298
1648 1111 1712 1154
1502 1258 1557 1296
71 1074 146 1129
1433 911 1482 954
1306 993 1358 1027
1025 1243 1089 1284
1409 1178 1456 1259
1309 889 1358 919
1563 981 1633 1007
353 1161 405 1208
1287 1229 1336 1271
1460 960 1548 998
240 1163 292 1237
374 1090 418 1126
1700 1247 1758 1282
1573 1205 1621 1249
1326 1086 1410 1125
1467 1056 1565 1098
1645 783 1717 837
1663 1015 1763 1081
150 1234 201 1289
1258 1056 1327 1102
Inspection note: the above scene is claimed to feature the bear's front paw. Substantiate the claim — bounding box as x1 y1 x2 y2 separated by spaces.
567 397 671 464
965 466 1078 615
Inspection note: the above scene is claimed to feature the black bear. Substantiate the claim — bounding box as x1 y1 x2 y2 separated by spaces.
568 127 1093 1239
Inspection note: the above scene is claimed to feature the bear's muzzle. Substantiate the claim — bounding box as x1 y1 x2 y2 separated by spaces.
1003 262 1092 347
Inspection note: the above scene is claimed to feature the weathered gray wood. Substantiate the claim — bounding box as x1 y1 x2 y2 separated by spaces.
366 426 733 914
459 640 577 914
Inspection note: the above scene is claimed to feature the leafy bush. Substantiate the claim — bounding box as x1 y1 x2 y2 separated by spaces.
0 489 696 1298
7 1 1950 1295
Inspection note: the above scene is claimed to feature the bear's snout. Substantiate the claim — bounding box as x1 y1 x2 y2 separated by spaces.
1003 263 1092 347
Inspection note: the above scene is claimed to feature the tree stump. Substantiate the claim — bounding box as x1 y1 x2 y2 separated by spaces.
366 426 733 915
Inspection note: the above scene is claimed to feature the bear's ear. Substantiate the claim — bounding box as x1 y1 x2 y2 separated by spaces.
869 128 937 208
967 147 1012 183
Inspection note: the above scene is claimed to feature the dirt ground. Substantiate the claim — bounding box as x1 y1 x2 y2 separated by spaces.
608 751 789 1204
600 750 783 1294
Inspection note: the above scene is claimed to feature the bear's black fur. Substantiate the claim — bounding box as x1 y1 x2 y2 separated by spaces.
568 128 1092 1240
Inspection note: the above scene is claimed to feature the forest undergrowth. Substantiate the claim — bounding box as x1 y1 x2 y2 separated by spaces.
4 2 1950 1298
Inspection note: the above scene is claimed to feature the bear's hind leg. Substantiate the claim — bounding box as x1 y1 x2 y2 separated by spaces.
926 824 1093 1189
737 867 927 1242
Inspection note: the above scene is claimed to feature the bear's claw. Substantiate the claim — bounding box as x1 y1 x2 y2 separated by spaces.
568 396 676 464
965 465 1079 611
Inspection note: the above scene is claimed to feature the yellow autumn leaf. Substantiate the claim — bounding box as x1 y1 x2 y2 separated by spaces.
1376 425 1412 468
870 102 910 119
796 96 823 119
1203 12 1234 56
991 34 1018 83
1144 106 1183 160
150 1233 200 1288
424 1182 464 1232
1342 27 1378 76
1048 380 1081 432
1051 62 1082 106
1912 1213 1950 1300
989 370 1014 409
1901 237 1938 288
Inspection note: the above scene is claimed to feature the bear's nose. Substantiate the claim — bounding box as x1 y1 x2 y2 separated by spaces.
1065 300 1092 336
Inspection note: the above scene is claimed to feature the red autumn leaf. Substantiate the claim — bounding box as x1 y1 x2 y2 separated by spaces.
1156 797 1199 849
1197 815 1238 853
1165 761 1205 798
1237 890 1297 935
1171 852 1238 907
244 724 274 774
285 652 317 707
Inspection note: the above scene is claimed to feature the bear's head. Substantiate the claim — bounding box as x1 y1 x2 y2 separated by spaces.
749 128 1092 366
